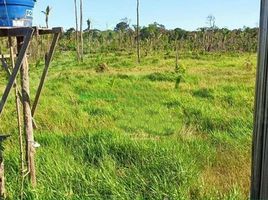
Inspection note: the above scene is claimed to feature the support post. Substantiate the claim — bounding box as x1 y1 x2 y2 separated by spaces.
9 37 25 200
17 36 36 187
251 0 268 198
0 135 10 199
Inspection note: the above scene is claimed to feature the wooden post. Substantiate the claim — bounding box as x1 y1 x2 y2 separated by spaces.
17 36 36 187
9 37 25 199
0 135 10 199
0 145 5 199
251 0 268 198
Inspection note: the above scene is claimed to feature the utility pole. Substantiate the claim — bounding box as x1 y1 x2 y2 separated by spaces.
251 0 268 198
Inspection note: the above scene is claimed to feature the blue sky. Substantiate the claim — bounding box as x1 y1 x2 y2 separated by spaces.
33 0 261 30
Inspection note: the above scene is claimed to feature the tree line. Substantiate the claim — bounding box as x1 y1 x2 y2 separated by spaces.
62 21 258 55
40 0 258 59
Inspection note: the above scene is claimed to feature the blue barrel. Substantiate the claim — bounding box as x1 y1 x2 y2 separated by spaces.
0 0 35 27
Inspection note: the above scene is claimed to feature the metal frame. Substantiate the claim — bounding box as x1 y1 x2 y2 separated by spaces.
251 0 268 198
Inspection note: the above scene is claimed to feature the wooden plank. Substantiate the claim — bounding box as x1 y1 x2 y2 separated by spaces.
37 27 63 35
31 31 61 117
0 27 62 37
0 28 34 117
0 27 33 37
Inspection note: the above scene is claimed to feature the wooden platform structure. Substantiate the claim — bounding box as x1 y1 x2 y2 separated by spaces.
0 26 62 195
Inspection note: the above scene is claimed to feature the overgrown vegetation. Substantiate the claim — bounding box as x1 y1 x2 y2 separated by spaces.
63 21 258 56
0 45 255 199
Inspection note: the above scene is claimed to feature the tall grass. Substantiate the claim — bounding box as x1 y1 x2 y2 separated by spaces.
0 50 255 199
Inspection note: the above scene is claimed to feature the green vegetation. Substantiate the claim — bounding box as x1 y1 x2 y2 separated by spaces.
63 22 258 56
0 49 255 199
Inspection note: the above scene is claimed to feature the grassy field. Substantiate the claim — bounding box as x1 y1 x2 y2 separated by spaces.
0 50 256 199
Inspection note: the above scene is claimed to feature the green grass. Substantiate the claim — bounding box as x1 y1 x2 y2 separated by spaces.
0 50 256 199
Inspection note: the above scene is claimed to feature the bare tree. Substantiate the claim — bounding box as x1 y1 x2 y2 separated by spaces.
80 0 84 61
207 15 216 29
136 0 141 63
87 19 91 52
87 19 91 31
41 6 52 28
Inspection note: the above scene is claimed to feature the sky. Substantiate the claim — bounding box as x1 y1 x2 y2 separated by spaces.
33 0 261 31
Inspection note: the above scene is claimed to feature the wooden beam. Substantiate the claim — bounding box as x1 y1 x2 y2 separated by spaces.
37 27 63 36
251 0 268 198
0 27 62 37
31 31 61 117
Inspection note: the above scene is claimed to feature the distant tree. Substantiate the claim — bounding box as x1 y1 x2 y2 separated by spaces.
41 6 52 28
140 22 166 51
203 15 216 52
86 19 92 51
115 19 130 48
207 15 216 29
173 28 187 40
65 28 75 38
86 19 91 31
140 23 165 40
114 21 130 32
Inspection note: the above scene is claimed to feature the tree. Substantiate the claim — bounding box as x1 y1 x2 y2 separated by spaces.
41 6 52 28
86 19 92 51
173 28 187 40
65 28 76 39
207 15 216 29
115 19 130 48
205 15 216 52
114 21 130 32
140 22 166 51
86 19 91 31
136 0 141 63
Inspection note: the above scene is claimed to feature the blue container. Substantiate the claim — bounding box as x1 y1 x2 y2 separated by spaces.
0 0 35 27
